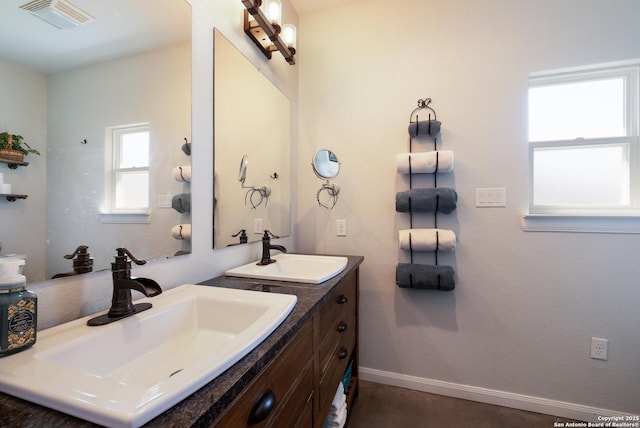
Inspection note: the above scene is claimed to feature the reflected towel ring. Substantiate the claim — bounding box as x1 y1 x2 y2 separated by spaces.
245 186 271 209
179 225 184 240
179 166 186 182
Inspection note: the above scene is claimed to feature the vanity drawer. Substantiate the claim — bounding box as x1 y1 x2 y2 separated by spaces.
210 321 313 428
318 314 355 377
318 271 356 344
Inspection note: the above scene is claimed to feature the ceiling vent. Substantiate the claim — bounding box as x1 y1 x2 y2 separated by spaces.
19 0 95 29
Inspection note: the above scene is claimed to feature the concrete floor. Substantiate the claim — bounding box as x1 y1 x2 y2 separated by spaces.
347 380 578 428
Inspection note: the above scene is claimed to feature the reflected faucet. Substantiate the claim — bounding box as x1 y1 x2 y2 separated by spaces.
87 248 162 326
258 230 287 265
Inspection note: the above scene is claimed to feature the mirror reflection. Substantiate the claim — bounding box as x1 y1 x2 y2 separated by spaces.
313 149 340 180
0 0 192 282
213 30 291 248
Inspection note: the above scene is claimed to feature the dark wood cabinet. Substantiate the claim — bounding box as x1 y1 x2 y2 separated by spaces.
211 267 360 428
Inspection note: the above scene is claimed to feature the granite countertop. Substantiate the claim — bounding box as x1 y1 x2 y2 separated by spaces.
0 255 364 427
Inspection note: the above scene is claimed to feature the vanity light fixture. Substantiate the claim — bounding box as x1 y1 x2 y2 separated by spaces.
241 0 296 65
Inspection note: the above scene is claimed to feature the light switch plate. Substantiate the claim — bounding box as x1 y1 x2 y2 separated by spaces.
157 194 172 208
476 187 506 207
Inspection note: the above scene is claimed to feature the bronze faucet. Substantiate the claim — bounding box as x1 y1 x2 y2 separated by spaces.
258 230 287 265
87 248 162 326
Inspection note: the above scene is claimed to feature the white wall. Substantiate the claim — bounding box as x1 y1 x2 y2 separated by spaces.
297 0 640 418
28 0 298 328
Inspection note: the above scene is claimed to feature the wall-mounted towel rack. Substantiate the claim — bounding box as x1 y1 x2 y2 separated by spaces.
395 97 456 291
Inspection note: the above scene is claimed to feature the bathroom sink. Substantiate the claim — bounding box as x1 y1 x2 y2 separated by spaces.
0 284 296 428
225 253 348 284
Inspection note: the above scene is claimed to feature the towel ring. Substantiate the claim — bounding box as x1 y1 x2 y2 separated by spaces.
316 182 340 209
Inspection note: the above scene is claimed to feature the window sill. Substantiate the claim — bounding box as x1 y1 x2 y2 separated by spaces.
521 215 640 234
99 212 150 224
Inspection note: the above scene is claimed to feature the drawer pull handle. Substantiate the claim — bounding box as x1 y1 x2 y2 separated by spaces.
338 347 348 360
248 389 277 425
338 295 348 304
337 321 348 332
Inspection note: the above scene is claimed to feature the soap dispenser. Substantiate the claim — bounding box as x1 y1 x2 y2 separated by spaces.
0 259 37 357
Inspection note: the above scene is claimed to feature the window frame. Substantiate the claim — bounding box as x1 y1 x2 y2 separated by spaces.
526 60 640 220
104 123 151 215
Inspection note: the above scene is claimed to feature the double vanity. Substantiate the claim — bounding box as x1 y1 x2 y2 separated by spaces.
0 254 363 427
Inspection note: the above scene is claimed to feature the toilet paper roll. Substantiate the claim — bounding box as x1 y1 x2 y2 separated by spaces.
0 183 12 194
171 224 192 240
172 166 191 182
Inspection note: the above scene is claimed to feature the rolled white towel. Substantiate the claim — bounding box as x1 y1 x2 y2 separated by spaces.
172 165 192 182
330 393 346 413
399 228 456 252
326 401 348 428
332 382 345 405
171 224 192 240
396 151 454 174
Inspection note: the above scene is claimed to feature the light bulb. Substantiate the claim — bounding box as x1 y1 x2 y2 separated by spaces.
263 0 282 27
282 23 296 50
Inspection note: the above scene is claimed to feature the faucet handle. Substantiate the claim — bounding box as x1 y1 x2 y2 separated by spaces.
64 245 89 260
116 247 147 265
263 230 279 239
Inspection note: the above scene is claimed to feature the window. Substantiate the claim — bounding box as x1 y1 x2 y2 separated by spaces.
528 60 639 217
104 123 150 214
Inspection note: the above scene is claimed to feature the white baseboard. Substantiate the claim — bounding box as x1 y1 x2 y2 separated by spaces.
359 367 635 423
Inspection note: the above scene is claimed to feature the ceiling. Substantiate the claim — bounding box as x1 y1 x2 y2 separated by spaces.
0 0 191 74
289 0 358 15
0 0 357 75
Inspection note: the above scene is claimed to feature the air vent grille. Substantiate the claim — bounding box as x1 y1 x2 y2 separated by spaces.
19 0 95 29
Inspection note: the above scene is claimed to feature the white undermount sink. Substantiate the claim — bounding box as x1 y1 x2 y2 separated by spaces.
225 253 348 284
0 284 297 428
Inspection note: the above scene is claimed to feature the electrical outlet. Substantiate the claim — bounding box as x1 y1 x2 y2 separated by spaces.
336 219 347 236
254 218 263 234
590 337 608 360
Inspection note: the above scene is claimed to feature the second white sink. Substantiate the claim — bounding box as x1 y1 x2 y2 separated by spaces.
225 253 348 284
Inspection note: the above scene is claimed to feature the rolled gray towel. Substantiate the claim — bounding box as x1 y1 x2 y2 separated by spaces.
172 193 191 213
395 188 457 214
408 120 441 139
396 263 455 291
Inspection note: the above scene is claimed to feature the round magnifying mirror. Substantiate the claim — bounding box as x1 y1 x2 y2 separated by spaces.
238 155 248 184
312 149 340 180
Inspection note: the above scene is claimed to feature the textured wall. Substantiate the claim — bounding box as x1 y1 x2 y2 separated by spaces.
296 0 640 415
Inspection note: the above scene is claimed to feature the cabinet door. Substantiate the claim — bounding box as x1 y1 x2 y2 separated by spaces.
211 321 313 428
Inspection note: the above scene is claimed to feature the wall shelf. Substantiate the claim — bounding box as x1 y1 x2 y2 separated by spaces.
1 194 28 202
0 158 29 169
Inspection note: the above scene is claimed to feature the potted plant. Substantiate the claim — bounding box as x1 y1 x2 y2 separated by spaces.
0 132 41 162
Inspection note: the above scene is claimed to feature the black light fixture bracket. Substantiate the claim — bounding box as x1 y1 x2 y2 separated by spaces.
241 0 295 65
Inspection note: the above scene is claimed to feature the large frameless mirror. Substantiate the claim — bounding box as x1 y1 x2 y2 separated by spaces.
213 29 291 248
0 0 192 282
